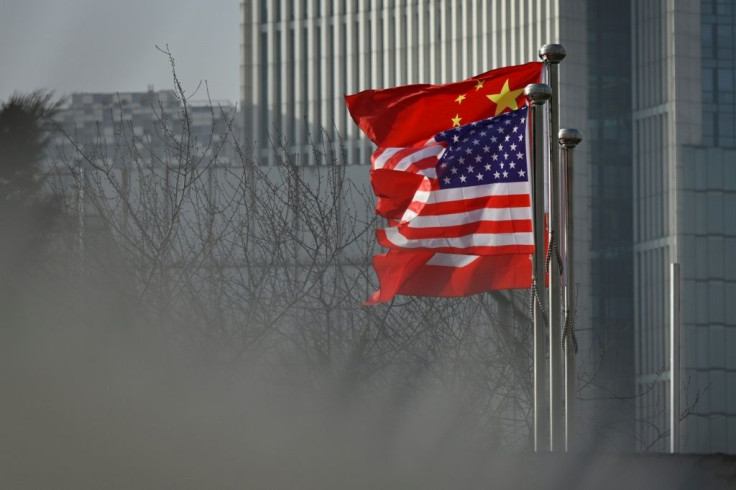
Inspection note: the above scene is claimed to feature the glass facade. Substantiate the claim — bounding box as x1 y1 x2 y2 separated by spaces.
586 0 635 448
702 0 736 147
680 0 736 454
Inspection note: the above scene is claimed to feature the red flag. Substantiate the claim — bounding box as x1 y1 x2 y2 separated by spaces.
346 62 542 147
365 250 532 305
370 168 425 219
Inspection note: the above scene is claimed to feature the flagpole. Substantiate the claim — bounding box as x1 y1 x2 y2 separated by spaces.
559 128 582 451
539 43 566 452
670 262 681 453
525 83 551 452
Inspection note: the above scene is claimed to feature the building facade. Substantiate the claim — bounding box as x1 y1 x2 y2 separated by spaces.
585 0 636 449
48 88 240 245
53 88 238 168
240 0 587 165
632 0 736 453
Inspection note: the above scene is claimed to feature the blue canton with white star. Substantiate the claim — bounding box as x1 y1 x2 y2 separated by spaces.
435 106 529 189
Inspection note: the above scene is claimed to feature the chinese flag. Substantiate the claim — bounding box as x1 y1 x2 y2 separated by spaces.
345 61 543 147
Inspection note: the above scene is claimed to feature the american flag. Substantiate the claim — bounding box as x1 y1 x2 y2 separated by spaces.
373 106 533 256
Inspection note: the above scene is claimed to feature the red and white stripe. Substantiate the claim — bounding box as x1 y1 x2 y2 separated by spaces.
371 142 443 177
370 143 533 256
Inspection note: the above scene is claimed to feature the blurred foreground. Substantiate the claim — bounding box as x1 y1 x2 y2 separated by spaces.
2 205 734 489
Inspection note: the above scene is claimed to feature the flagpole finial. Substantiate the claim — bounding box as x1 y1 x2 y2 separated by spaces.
524 83 552 106
559 128 582 148
539 44 567 64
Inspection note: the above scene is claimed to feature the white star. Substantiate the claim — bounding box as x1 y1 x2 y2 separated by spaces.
504 119 511 125
494 171 501 179
458 157 465 164
519 170 526 177
480 131 487 136
510 143 517 151
465 148 473 155
440 162 447 168
485 163 492 171
444 177 451 184
521 117 526 123
497 126 505 133
476 173 484 181
492 154 499 161
460 174 467 183
518 134 524 141
512 126 519 133
483 145 491 153
510 162 516 169
505 135 511 142
516 152 524 160
475 155 482 163
473 139 480 145
451 167 458 174
491 136 498 143
503 152 509 160
467 165 475 173
453 134 460 143
498 144 503 151
503 171 509 178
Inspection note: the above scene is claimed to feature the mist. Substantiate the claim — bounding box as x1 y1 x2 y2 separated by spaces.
1 85 734 490
0 225 516 489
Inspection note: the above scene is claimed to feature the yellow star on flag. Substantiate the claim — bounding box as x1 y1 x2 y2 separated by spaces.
455 94 466 104
487 79 525 116
474 80 484 91
451 114 462 127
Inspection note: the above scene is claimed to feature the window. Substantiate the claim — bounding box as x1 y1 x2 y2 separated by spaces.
702 0 736 146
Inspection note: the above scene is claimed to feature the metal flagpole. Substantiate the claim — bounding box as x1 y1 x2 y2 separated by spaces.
525 83 551 452
559 128 582 451
670 262 681 453
539 43 566 452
